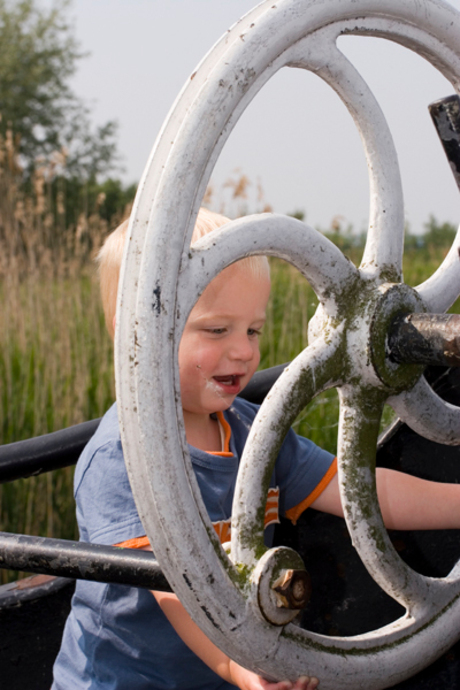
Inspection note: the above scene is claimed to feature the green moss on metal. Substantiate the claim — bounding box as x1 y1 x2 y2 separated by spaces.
282 587 460 657
232 562 253 590
378 264 402 284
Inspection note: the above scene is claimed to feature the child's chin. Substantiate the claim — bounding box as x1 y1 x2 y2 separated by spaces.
210 397 234 411
208 395 236 414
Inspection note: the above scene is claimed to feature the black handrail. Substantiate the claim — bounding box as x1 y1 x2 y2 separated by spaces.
0 532 170 591
0 418 101 484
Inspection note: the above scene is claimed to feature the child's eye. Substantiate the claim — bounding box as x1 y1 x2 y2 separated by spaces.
248 328 262 338
205 328 226 335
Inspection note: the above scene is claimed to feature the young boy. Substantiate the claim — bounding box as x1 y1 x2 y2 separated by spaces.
52 208 460 690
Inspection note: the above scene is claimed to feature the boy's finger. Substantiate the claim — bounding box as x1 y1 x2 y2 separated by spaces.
293 676 319 690
261 675 319 690
258 678 289 690
274 682 293 690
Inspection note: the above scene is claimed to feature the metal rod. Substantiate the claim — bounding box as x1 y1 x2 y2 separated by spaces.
429 94 460 192
0 418 101 484
388 313 460 367
0 532 172 591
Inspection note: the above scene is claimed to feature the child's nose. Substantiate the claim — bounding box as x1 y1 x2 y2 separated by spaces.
228 334 255 362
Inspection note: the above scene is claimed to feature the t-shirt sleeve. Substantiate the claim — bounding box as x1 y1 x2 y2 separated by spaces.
274 429 337 524
75 437 146 545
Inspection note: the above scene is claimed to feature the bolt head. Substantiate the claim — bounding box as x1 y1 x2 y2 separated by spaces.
272 568 312 610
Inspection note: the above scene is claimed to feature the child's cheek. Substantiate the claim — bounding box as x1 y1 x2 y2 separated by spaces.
188 349 208 379
178 333 205 370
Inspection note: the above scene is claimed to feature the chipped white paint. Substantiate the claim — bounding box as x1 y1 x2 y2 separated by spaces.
115 1 460 688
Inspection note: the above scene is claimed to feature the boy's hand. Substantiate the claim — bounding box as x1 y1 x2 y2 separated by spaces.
229 660 318 690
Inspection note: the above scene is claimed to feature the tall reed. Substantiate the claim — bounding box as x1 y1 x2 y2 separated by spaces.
0 131 124 582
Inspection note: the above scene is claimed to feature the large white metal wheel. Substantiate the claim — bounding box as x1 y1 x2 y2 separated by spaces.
115 1 460 688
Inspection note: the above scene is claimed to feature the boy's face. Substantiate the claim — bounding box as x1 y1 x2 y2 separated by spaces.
179 263 271 419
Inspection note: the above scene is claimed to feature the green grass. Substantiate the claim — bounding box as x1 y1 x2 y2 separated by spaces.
0 268 116 582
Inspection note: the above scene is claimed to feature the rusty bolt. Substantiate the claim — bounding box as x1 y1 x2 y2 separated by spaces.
272 568 312 610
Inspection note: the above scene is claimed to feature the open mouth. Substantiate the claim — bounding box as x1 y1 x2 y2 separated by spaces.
213 374 242 391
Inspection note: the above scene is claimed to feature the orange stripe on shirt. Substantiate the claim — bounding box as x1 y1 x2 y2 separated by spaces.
209 411 233 457
285 457 338 525
115 536 150 549
213 519 232 544
264 487 280 528
212 489 280 543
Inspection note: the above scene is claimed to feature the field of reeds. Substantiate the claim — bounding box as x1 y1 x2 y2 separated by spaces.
0 145 458 584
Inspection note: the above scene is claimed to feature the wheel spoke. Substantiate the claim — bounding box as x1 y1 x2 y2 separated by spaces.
388 376 460 445
288 24 404 280
416 224 460 312
231 331 344 568
177 214 358 323
337 386 431 608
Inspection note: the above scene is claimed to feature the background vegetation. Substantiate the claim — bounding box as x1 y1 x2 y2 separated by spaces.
0 0 459 584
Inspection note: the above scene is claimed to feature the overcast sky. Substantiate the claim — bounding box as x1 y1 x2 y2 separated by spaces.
67 0 460 235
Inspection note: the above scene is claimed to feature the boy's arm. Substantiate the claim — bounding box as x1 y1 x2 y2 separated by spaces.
151 589 318 690
312 468 460 530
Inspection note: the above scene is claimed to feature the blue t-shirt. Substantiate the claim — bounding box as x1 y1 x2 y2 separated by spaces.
52 398 335 690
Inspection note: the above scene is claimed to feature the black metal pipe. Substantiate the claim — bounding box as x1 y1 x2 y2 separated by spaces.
388 313 460 367
0 532 172 591
0 418 101 484
429 94 460 192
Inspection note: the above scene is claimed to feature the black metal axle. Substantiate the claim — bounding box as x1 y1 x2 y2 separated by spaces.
388 313 460 367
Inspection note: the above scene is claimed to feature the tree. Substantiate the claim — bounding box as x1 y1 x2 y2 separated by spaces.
0 0 118 178
423 215 457 247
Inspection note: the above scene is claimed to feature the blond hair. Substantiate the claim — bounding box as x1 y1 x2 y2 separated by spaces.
97 208 270 339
